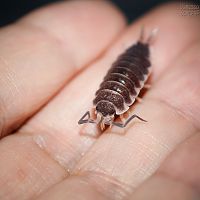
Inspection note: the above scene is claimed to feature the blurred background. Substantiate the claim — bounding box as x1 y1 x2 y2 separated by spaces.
1 0 199 27
0 0 176 27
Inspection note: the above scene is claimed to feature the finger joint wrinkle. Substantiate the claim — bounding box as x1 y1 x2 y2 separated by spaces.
72 170 134 200
16 21 76 69
0 55 23 103
33 134 70 175
149 96 198 131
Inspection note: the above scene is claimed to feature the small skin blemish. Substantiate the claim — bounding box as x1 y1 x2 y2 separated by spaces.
17 168 27 182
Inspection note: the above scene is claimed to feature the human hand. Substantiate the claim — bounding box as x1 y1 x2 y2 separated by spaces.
0 1 200 200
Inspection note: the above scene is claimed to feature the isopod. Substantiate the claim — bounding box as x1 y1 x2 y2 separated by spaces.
78 28 157 129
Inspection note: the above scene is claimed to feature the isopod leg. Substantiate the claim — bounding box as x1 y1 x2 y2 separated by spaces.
112 114 147 128
144 84 151 89
120 114 125 123
78 111 95 124
136 97 143 103
100 122 105 131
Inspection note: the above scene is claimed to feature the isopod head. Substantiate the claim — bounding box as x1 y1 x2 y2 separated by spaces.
95 101 115 126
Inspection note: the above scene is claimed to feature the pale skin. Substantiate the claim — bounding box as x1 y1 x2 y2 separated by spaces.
0 1 200 200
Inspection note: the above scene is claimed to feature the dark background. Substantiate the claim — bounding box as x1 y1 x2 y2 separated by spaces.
0 0 199 27
0 0 172 27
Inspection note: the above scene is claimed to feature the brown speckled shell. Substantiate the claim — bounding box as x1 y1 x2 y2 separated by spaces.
93 42 151 116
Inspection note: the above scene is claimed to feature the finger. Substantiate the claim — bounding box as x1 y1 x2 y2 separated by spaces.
127 132 200 200
0 0 126 199
158 132 200 191
128 175 200 200
118 2 200 81
0 0 125 138
27 3 200 200
68 38 200 199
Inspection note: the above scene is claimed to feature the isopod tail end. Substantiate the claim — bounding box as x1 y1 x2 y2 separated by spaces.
146 27 159 45
139 26 159 45
139 25 145 43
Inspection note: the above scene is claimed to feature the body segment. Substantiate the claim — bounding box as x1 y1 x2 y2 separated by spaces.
93 41 151 118
78 28 156 129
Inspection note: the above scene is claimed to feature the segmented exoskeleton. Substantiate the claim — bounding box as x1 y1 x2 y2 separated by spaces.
78 28 157 130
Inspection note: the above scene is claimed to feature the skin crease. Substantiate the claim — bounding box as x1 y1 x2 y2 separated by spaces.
0 1 200 200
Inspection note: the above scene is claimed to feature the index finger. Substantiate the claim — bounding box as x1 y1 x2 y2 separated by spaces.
0 0 126 138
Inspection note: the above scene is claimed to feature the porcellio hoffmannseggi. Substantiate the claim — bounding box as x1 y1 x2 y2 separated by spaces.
78 28 157 130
